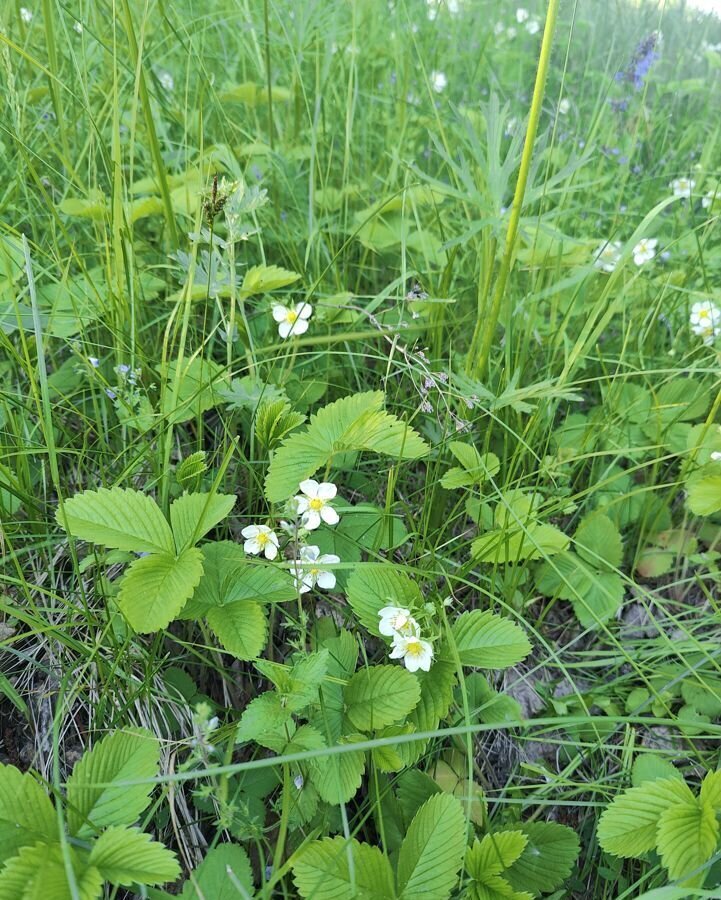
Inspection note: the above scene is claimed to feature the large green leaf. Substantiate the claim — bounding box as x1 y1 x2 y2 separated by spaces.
503 821 580 895
656 798 719 883
265 392 428 502
309 743 366 805
466 832 528 878
118 547 204 632
206 599 267 660
451 610 531 669
241 264 301 296
57 488 174 554
597 778 695 859
293 836 395 900
472 521 569 564
574 512 623 570
397 793 466 899
344 665 421 732
401 660 457 766
169 492 236 552
89 826 181 886
0 764 57 864
687 469 721 516
535 552 625 628
347 564 423 635
162 357 228 425
180 844 255 899
700 770 721 811
66 729 160 837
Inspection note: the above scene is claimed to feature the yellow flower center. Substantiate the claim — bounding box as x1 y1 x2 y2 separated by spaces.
257 532 269 546
405 639 423 657
309 498 323 511
286 310 298 324
309 567 319 576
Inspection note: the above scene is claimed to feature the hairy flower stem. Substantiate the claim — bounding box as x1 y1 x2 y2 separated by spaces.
467 0 560 380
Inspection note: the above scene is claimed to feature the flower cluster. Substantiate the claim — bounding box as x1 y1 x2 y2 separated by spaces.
593 238 659 271
378 606 434 672
242 479 342 594
671 178 695 200
690 301 721 345
616 31 660 91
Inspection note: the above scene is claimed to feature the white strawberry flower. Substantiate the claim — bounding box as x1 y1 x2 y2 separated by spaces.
241 524 279 560
670 177 695 199
272 302 312 339
702 189 719 210
526 17 541 35
294 479 340 530
593 240 622 273
158 70 174 92
633 238 658 266
378 606 419 638
389 633 434 672
292 545 340 593
515 7 529 22
690 301 721 345
711 451 721 462
20 8 33 23
558 97 571 115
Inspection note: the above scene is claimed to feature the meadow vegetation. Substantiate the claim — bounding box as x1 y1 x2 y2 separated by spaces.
2 0 721 896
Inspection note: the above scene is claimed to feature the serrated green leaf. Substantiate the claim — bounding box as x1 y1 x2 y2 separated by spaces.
265 392 428 502
89 826 181 886
255 399 305 450
180 844 254 899
0 764 57 864
206 599 267 660
535 552 625 628
597 778 695 858
344 665 421 732
236 692 292 747
441 443 500 489
632 755 683 787
347 564 423 635
397 793 466 900
181 541 296 618
241 264 301 295
310 743 366 805
176 451 208 489
0 843 103 900
402 661 457 766
656 798 719 882
169 492 235 552
118 547 204 632
466 832 528 879
472 521 569 564
503 821 580 895
292 836 395 900
162 357 228 425
687 469 721 516
451 610 531 669
66 729 160 837
700 770 721 811
57 488 174 554
574 512 623 569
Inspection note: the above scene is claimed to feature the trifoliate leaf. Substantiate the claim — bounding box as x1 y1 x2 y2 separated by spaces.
292 836 395 900
344 665 421 732
535 552 624 628
0 842 102 900
56 487 174 555
241 264 301 295
265 392 428 502
396 793 466 900
451 610 531 669
117 547 204 633
89 826 181 886
472 521 569 564
0 764 57 864
169 492 235 552
466 832 528 878
66 728 160 837
596 778 695 858
574 512 623 570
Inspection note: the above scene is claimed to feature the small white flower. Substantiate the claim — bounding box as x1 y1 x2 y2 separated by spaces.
690 301 721 345
158 70 174 92
378 606 419 637
526 17 541 35
670 178 695 199
389 633 434 673
241 524 279 560
516 7 529 22
493 21 505 36
633 238 658 266
593 240 622 273
702 189 719 210
558 97 571 115
88 356 99 368
292 545 340 593
506 26 517 39
430 71 447 93
20 7 33 23
711 451 721 462
73 21 83 34
272 302 312 339
294 479 340 530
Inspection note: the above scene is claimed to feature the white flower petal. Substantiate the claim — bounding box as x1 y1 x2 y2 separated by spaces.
299 479 320 497
241 525 259 538
291 318 309 336
278 321 293 339
320 505 340 526
244 538 260 555
295 302 313 319
316 482 337 500
272 305 288 322
316 571 336 590
264 542 278 560
302 509 321 530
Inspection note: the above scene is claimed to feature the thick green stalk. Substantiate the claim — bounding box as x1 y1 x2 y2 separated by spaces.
467 0 560 380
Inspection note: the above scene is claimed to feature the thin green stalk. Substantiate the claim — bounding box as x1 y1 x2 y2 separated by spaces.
467 0 560 380
263 0 274 152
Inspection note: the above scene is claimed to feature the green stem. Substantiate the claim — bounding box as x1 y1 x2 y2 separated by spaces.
468 0 560 380
263 0 274 152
